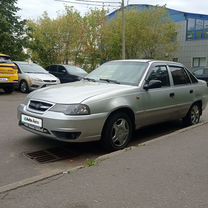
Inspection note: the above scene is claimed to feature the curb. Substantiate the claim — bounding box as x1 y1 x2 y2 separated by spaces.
0 166 84 194
1 121 207 194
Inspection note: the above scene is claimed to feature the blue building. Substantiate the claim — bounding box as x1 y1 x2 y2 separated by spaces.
108 4 208 68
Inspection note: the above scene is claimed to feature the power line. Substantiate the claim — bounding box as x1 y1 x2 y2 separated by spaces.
70 0 121 4
55 0 120 7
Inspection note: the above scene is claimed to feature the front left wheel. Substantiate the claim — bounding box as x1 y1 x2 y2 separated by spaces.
19 80 29 93
101 112 133 152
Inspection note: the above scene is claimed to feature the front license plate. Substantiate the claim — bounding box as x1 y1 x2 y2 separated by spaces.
0 78 8 82
21 114 42 128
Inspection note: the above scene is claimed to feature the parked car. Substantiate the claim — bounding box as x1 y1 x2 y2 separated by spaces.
0 54 18 93
191 67 208 82
45 64 87 83
17 60 208 151
14 61 60 93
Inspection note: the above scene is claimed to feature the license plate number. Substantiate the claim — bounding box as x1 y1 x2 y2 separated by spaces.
21 114 42 128
0 78 8 82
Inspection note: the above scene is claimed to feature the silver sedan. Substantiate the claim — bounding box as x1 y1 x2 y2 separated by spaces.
14 61 60 93
17 60 208 151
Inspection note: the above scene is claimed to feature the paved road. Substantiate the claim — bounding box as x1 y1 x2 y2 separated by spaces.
1 117 208 207
0 91 207 188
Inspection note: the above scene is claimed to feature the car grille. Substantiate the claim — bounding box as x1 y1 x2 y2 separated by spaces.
28 100 53 112
43 80 56 83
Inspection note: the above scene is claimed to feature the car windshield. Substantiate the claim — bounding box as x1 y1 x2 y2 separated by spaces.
0 56 12 64
64 65 87 75
18 63 48 74
86 61 148 85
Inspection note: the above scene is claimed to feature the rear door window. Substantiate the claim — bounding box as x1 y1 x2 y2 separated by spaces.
193 68 204 76
169 66 191 85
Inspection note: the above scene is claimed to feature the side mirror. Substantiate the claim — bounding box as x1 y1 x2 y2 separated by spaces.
143 80 162 90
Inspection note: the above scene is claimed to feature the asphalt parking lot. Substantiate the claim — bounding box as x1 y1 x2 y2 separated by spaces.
0 91 208 188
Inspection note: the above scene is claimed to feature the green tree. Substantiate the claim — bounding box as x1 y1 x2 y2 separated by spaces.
82 9 107 71
28 7 83 67
0 0 28 60
102 6 177 61
27 12 60 67
56 6 83 65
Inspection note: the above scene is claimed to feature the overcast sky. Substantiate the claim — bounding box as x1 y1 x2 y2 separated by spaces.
17 0 208 20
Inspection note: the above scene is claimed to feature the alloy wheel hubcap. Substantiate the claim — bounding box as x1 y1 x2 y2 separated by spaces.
111 118 129 147
21 82 27 92
191 105 200 124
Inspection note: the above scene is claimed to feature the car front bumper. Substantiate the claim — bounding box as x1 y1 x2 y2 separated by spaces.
17 104 108 142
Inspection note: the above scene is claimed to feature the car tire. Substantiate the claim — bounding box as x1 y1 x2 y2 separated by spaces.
19 80 29 93
3 86 14 94
183 103 201 126
101 112 133 152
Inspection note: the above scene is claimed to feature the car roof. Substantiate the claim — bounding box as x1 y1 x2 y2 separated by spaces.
51 64 83 68
0 53 10 58
109 59 184 66
13 61 36 65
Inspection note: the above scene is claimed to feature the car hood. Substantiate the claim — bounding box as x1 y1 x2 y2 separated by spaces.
28 80 133 104
27 73 58 81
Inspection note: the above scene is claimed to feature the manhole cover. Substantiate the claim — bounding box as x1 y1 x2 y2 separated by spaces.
24 147 80 163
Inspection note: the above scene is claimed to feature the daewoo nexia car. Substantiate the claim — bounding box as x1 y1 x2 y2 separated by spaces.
14 61 60 93
17 60 208 151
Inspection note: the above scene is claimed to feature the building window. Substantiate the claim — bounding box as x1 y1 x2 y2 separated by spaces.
187 18 195 31
196 19 203 30
186 18 208 40
204 20 208 29
192 57 206 67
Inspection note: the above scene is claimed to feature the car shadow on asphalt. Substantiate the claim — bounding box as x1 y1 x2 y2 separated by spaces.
22 120 185 164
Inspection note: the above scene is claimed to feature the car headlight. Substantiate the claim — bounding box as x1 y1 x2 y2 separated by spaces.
23 96 30 105
31 77 42 82
49 104 90 115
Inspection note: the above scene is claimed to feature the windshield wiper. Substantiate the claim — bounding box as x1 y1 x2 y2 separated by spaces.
99 78 120 84
83 77 96 82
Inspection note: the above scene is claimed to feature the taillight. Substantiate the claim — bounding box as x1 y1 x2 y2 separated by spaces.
11 65 18 70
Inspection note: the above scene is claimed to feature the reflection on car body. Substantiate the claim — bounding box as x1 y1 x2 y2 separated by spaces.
17 60 208 151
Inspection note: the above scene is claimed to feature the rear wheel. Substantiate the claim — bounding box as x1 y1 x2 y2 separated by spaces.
183 103 201 126
19 80 29 93
100 112 133 152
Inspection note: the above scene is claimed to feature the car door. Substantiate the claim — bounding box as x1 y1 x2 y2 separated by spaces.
137 64 179 126
47 65 58 77
168 65 193 118
57 66 68 83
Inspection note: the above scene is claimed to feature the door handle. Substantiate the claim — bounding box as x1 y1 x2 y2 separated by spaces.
190 89 193 94
169 92 175 97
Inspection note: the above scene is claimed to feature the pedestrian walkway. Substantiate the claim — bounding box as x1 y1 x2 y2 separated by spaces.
1 123 208 208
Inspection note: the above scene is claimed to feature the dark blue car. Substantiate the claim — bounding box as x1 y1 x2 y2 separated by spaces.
46 64 88 83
